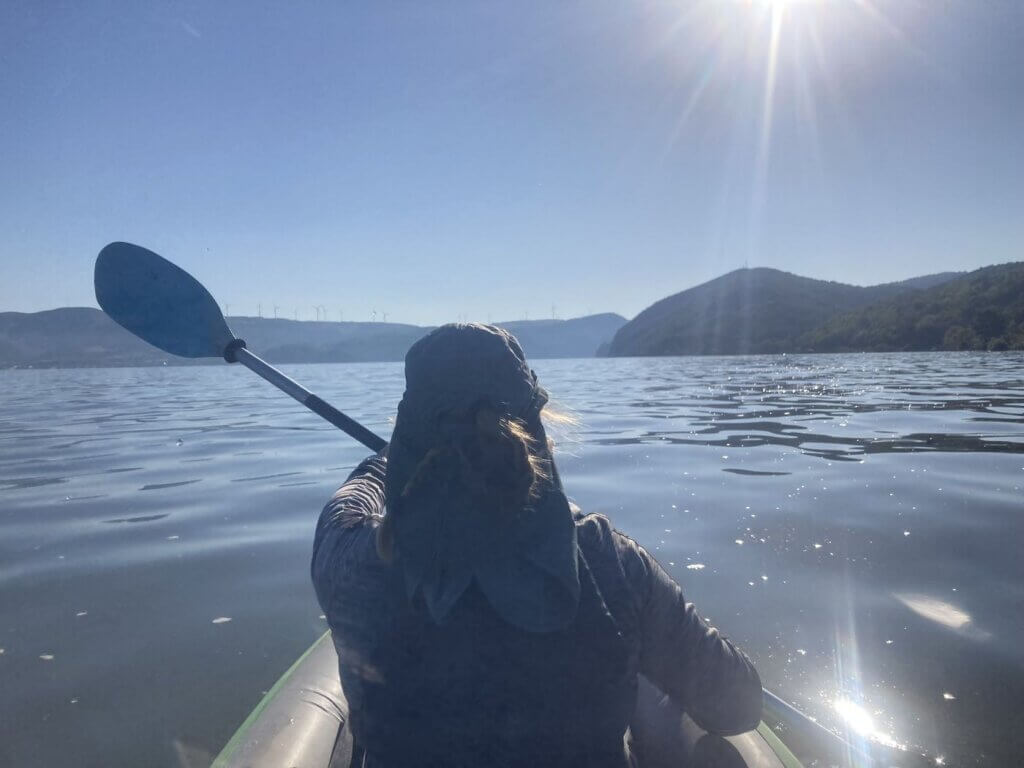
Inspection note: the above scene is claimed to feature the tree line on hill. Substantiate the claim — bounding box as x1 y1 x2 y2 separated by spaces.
798 263 1024 352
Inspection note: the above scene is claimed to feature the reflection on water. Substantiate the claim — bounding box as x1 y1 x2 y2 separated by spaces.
140 480 202 491
893 593 990 641
103 514 169 524
0 352 1022 767
895 594 972 631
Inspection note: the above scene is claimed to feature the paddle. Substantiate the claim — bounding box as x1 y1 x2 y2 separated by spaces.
94 242 386 452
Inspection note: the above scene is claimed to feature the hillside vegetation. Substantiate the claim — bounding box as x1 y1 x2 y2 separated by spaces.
801 263 1024 352
606 263 1021 356
606 268 961 356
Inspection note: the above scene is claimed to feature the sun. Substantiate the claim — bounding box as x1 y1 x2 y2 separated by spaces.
752 0 822 6
744 0 823 13
657 0 921 263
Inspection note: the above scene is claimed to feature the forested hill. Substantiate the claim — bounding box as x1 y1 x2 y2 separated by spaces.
0 309 626 368
605 268 963 357
800 262 1024 352
605 264 1022 356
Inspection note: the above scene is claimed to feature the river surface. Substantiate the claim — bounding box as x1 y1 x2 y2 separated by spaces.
1 353 1022 768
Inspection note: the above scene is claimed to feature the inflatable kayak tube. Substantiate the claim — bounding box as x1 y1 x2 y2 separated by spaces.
212 632 803 768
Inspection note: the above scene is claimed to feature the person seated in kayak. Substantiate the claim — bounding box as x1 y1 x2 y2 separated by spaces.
311 323 762 767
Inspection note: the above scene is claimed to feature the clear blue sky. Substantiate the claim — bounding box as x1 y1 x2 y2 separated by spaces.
2 1 1022 325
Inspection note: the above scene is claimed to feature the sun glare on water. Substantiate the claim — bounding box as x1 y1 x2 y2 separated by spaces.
833 697 906 751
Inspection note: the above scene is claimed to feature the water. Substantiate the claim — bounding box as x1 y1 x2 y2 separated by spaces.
1 353 1022 768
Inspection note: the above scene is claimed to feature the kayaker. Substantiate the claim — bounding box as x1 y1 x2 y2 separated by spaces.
311 323 762 767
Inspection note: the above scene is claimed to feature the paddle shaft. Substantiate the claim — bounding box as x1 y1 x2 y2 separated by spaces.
233 347 387 452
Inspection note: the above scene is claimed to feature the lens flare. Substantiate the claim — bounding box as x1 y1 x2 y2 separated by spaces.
832 697 905 750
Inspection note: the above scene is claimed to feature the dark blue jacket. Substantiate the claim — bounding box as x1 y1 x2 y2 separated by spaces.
312 455 761 767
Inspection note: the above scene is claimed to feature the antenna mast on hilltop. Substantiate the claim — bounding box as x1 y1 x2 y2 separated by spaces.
273 305 279 319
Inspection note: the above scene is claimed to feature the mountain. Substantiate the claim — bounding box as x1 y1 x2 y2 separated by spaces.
0 309 626 368
800 263 1024 352
227 317 428 363
605 268 960 357
494 314 627 360
0 308 166 368
605 265 1017 356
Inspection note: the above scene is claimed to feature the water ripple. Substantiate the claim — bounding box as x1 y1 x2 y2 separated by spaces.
0 354 1021 768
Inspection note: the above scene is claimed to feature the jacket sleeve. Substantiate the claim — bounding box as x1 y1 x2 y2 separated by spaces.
311 453 388 612
614 530 763 736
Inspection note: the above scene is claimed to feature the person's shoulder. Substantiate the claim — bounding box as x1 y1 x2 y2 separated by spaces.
573 510 659 604
574 509 613 538
320 454 387 531
574 510 644 556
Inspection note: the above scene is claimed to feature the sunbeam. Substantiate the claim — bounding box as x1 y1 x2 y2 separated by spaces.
750 3 785 257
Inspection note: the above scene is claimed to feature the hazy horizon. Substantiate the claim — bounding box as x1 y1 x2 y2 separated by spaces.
3 1 1022 325
1 261 988 325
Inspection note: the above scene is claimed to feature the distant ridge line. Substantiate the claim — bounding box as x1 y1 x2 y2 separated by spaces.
0 308 627 369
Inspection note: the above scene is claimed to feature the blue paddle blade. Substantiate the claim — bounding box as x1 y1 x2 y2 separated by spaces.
94 242 236 358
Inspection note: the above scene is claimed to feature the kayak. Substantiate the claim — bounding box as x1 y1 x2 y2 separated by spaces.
211 631 803 768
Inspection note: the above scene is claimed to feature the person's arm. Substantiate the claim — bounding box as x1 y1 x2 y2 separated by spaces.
311 453 387 609
615 530 762 736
